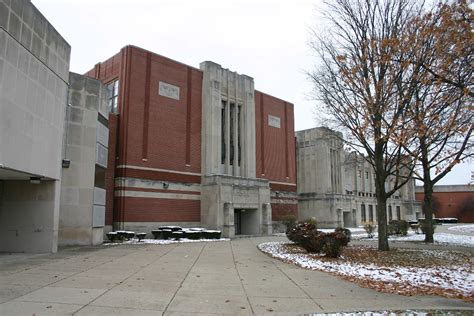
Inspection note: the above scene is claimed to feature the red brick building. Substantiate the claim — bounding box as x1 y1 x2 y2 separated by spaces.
415 185 474 223
86 46 297 236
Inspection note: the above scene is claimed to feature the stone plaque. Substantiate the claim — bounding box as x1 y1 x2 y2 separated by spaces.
268 115 281 128
159 81 180 100
233 187 259 205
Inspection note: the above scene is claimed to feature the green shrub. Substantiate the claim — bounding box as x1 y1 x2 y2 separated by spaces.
388 220 409 236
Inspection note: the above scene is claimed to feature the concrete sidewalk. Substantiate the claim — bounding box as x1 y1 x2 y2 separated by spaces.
0 237 472 315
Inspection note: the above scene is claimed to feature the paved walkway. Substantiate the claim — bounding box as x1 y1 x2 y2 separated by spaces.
0 236 472 315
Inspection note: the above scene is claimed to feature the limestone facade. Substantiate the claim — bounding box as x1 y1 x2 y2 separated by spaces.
297 127 421 228
199 61 271 236
59 72 109 246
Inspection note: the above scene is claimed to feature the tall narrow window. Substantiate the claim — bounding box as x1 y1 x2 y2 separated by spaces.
361 204 366 222
396 206 401 220
388 205 392 221
369 205 374 222
106 80 119 113
229 103 235 166
238 105 241 166
221 101 226 164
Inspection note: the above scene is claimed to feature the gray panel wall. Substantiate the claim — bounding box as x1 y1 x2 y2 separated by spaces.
0 180 60 252
0 0 70 253
0 0 70 180
59 72 108 246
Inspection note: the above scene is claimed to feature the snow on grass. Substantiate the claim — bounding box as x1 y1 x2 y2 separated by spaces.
389 232 474 247
319 227 366 234
352 231 474 247
105 238 229 246
258 241 474 299
448 224 474 234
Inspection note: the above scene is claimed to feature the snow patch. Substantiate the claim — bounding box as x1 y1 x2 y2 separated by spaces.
389 233 474 247
258 241 474 296
448 224 474 234
104 238 229 246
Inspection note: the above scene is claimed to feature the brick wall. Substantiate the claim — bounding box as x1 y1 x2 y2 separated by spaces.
415 191 474 223
116 46 202 173
90 45 299 226
271 203 298 221
255 91 298 219
255 91 296 184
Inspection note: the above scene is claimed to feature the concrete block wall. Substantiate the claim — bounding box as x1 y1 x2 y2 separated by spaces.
0 0 70 253
0 180 60 252
0 0 70 82
0 0 70 180
59 72 108 246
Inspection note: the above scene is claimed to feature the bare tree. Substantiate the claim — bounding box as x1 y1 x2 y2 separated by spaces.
402 0 473 242
308 0 423 251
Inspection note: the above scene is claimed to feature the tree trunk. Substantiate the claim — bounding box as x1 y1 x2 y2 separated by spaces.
376 194 389 251
420 138 434 243
423 179 435 243
374 143 389 251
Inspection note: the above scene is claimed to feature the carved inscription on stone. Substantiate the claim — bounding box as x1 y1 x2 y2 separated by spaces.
233 187 258 205
159 81 180 100
268 115 281 128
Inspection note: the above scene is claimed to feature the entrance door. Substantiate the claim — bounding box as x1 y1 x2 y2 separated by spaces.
343 211 352 227
235 209 242 235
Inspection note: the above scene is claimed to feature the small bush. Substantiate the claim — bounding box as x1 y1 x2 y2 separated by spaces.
300 231 348 258
286 220 318 244
300 230 326 252
388 220 409 236
334 227 351 245
419 219 437 234
363 221 376 238
321 232 347 258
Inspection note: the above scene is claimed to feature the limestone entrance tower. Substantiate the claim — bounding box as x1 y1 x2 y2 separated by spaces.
199 62 272 237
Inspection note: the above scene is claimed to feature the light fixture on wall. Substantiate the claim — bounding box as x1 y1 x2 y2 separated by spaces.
30 177 41 184
62 159 71 168
162 182 169 189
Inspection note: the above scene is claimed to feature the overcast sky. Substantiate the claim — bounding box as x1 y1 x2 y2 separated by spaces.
32 0 472 186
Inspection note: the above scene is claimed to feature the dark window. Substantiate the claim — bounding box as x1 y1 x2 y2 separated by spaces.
388 205 392 221
230 103 234 165
396 206 401 220
369 205 374 222
366 171 369 179
238 105 241 166
94 165 106 189
106 80 119 113
361 204 366 222
221 101 226 164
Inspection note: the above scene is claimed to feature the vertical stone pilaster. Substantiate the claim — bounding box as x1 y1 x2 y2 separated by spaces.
223 202 235 238
261 203 272 235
